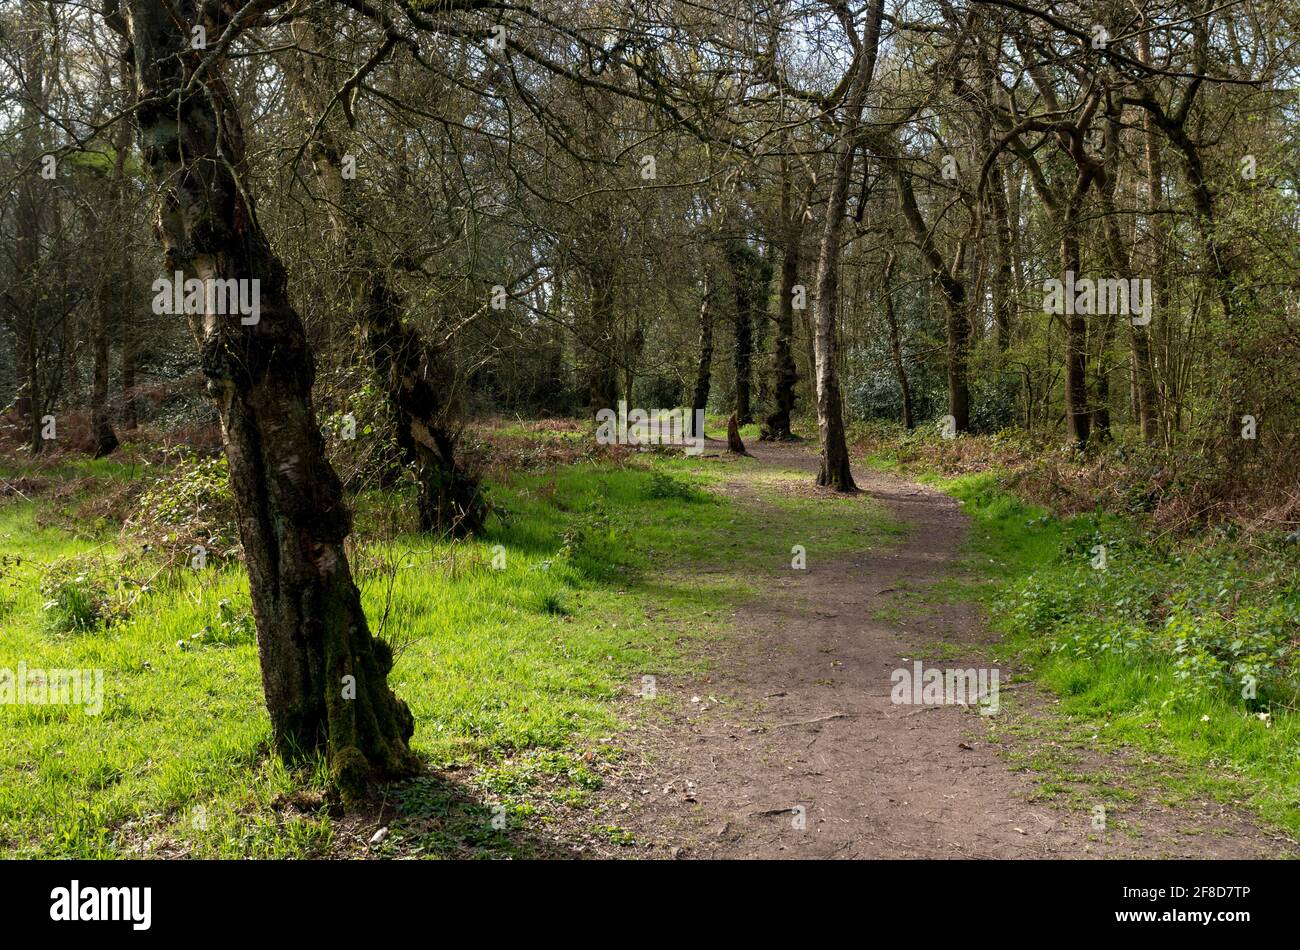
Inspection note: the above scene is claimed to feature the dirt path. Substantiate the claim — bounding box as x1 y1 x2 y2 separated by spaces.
617 439 1293 859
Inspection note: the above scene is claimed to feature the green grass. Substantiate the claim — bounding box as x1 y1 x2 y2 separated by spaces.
923 469 1300 838
0 436 896 858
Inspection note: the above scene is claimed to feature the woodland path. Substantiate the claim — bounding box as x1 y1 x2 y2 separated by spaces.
616 438 1292 859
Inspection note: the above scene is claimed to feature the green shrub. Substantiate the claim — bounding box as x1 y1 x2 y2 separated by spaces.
192 597 257 647
644 469 702 502
132 454 238 560
993 524 1300 710
40 557 131 634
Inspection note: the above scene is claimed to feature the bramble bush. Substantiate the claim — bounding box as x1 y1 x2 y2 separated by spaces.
995 525 1299 710
40 556 134 634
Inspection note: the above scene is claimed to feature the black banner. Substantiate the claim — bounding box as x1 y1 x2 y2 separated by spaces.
0 859 1284 938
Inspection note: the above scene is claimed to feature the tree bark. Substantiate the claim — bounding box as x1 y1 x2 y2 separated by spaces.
812 0 885 491
727 412 748 455
881 253 914 429
689 276 715 438
110 0 416 796
361 272 483 536
762 157 804 441
726 239 759 426
891 149 970 433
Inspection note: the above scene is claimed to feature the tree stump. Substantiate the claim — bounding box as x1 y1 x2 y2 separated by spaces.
727 412 749 455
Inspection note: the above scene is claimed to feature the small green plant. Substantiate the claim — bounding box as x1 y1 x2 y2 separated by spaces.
644 468 702 502
132 454 238 558
192 598 257 647
39 557 129 634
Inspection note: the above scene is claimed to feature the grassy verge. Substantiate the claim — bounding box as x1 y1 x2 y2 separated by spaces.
858 436 1300 839
0 432 894 858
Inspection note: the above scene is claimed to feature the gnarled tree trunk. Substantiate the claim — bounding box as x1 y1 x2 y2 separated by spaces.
361 273 483 536
286 15 481 536
109 0 416 796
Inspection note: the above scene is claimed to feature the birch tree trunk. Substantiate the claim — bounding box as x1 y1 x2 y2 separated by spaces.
108 0 417 796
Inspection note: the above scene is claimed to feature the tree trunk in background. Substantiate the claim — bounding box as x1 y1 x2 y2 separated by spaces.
763 156 803 442
583 267 620 413
90 277 119 457
89 120 133 457
753 254 771 423
988 158 1014 352
881 254 914 429
1139 65 1168 445
727 240 756 425
727 412 747 455
1091 311 1116 442
286 16 482 535
14 0 45 453
943 287 971 433
361 272 483 536
623 321 644 406
1099 104 1157 443
690 277 715 437
118 255 137 430
111 0 416 796
763 240 800 440
1061 224 1091 448
1137 33 1171 445
1129 22 1244 457
115 51 138 432
892 152 970 433
812 0 884 491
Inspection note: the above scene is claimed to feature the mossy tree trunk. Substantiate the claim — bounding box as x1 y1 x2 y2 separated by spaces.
726 239 769 426
108 0 417 796
762 236 800 441
360 273 484 536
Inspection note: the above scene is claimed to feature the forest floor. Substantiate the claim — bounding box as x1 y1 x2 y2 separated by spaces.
605 437 1296 859
1 420 1294 859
